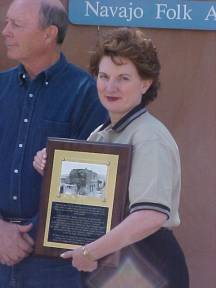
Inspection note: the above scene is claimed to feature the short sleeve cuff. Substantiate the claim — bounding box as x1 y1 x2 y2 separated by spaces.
129 202 170 219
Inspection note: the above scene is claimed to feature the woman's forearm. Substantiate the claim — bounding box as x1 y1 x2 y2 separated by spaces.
86 210 167 260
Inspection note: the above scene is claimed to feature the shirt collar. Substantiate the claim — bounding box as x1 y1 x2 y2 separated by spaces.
17 52 68 86
18 65 27 86
100 103 147 133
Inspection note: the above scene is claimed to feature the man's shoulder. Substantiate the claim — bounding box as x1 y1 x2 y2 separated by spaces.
0 66 18 79
65 61 94 82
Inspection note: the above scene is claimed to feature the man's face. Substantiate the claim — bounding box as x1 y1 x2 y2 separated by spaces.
2 0 48 64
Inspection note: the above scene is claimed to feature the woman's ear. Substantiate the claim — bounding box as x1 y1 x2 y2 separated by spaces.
141 79 153 94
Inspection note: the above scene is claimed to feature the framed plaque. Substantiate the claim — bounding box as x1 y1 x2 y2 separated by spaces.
35 137 132 265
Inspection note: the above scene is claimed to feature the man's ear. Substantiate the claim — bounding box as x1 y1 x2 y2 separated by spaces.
44 25 58 44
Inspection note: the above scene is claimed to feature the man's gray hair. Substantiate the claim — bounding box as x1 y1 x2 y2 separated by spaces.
39 2 68 44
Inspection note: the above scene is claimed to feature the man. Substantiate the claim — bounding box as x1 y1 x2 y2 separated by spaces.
0 0 106 286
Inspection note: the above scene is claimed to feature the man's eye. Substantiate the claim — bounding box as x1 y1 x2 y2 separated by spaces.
14 23 20 27
11 21 21 28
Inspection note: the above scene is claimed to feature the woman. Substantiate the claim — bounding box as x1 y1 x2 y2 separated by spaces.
33 28 189 287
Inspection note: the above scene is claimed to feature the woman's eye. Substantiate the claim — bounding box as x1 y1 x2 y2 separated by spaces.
120 76 130 81
98 74 108 80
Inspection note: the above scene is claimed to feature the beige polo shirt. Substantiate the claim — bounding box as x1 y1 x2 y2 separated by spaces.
88 107 181 228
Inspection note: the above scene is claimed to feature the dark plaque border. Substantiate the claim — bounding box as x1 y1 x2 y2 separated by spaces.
35 137 132 266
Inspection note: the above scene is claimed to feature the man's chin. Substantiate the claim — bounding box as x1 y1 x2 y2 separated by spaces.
6 51 19 61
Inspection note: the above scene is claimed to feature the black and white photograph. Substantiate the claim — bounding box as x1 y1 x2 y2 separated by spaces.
58 160 108 200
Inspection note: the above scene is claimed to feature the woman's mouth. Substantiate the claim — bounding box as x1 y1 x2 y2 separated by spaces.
106 96 120 102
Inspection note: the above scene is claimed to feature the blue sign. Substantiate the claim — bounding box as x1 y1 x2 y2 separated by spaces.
68 0 216 31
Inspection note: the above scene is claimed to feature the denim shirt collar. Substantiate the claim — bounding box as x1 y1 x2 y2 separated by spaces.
17 52 68 86
100 103 147 133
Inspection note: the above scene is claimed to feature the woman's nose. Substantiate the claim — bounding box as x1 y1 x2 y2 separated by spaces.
105 79 118 92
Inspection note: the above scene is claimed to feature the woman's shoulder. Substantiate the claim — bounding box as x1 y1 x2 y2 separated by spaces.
129 112 179 149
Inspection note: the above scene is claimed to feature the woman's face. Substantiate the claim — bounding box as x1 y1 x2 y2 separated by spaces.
97 56 152 125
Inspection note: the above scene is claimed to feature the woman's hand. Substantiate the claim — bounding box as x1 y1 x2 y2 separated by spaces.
33 148 47 176
61 210 166 272
60 247 98 272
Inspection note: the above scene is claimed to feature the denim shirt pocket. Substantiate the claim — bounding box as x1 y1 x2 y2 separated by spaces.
42 120 73 139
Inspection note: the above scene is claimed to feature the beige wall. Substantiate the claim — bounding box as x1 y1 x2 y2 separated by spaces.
0 1 216 287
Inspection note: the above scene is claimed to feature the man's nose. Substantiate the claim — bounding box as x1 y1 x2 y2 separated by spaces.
2 23 11 37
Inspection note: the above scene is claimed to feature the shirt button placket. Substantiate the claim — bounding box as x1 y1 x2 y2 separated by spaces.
11 90 35 212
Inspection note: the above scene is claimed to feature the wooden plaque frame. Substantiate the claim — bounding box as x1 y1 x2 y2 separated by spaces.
35 137 132 266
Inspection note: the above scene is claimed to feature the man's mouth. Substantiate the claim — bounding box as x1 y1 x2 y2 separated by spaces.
4 42 17 47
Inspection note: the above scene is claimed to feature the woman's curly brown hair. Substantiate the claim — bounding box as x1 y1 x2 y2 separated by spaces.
89 27 161 107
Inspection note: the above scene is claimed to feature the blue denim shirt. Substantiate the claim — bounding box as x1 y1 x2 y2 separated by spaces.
0 53 106 219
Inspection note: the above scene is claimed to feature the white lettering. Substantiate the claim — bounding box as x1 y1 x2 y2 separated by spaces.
119 7 128 19
155 4 192 20
133 8 144 19
183 5 192 20
156 4 167 19
109 6 118 17
85 1 143 22
205 6 216 21
167 8 177 20
85 1 98 16
176 5 181 20
100 6 108 17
